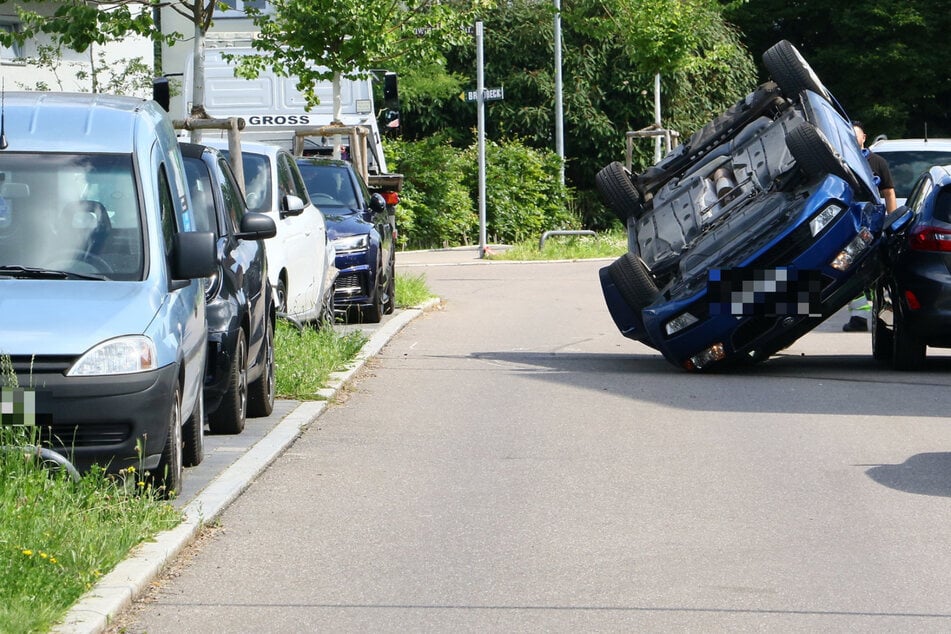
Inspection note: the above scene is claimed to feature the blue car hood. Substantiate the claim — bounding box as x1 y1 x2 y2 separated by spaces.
0 281 165 356
325 211 372 241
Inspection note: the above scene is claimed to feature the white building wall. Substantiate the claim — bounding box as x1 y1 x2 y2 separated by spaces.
0 3 152 97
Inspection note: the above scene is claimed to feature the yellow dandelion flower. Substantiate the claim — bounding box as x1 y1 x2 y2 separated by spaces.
39 552 48 559
21 549 33 557
50 557 58 564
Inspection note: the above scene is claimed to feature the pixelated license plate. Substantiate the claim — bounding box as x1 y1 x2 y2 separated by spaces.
708 268 823 317
1 387 37 426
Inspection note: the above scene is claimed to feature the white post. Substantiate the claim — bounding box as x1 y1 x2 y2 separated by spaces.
477 21 487 257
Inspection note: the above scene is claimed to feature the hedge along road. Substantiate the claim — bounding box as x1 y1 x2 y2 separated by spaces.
107 247 951 633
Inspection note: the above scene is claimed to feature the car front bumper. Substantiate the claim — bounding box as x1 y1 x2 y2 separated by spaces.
9 362 179 473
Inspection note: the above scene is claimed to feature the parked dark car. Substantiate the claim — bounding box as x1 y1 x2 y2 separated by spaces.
597 40 908 371
295 156 396 322
181 142 278 434
872 164 951 369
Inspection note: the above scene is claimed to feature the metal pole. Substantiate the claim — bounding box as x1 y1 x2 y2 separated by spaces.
476 21 487 257
554 0 564 185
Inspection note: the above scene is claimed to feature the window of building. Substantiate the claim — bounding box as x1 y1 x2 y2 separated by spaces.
0 23 24 61
218 0 269 17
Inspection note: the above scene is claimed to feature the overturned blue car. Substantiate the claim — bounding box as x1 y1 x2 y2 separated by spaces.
598 40 910 371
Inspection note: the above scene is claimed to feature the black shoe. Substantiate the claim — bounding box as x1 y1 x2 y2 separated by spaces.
842 316 868 332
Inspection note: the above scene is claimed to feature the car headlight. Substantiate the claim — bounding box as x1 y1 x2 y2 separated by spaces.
830 227 873 271
809 204 844 237
68 336 157 376
665 312 699 336
332 234 369 253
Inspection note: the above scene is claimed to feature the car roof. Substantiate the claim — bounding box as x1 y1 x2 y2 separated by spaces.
200 138 285 157
296 156 351 168
870 138 951 152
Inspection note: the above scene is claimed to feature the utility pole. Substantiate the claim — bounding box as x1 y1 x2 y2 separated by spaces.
554 0 564 185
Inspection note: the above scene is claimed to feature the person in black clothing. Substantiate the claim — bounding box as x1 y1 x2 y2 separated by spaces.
843 121 897 332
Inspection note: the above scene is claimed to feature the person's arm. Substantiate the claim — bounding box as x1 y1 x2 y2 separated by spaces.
882 187 898 212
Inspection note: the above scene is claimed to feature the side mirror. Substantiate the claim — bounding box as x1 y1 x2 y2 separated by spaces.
369 192 386 215
170 231 216 287
237 212 277 240
884 206 914 236
280 194 305 218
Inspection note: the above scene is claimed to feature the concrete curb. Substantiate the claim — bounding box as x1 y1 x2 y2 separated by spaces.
53 300 439 634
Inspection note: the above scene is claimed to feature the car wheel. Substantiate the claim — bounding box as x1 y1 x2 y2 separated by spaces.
319 283 337 327
607 252 659 311
248 318 276 418
275 278 288 315
152 382 184 499
596 162 644 223
359 259 385 323
871 282 893 362
892 305 925 371
209 329 248 434
383 254 396 315
786 123 863 192
762 39 832 103
182 385 204 467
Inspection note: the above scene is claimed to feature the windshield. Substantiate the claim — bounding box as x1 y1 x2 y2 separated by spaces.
874 149 951 199
0 153 144 281
297 162 358 210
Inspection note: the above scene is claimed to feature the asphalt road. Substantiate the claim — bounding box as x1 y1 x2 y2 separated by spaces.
110 251 951 633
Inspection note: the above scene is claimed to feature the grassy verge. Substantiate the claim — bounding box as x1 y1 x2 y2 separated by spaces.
395 272 435 308
486 229 626 261
274 320 368 400
0 426 180 633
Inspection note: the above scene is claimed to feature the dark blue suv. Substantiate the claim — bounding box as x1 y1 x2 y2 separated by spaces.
598 40 909 371
296 157 396 323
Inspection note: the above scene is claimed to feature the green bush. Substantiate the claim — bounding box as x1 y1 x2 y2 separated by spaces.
385 135 476 249
385 136 579 248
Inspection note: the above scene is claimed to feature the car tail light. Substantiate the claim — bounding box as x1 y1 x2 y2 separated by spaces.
905 290 921 310
382 191 400 206
909 226 951 252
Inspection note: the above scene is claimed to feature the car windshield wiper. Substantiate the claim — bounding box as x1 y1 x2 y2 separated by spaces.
0 265 106 281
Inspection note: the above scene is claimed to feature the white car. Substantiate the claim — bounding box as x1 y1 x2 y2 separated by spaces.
204 139 337 324
868 138 951 206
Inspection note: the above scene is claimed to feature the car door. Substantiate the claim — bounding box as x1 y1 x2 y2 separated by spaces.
275 151 321 318
215 154 269 364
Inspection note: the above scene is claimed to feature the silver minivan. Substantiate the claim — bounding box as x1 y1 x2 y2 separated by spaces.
0 93 215 495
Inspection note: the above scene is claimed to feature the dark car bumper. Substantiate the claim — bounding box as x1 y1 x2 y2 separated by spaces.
893 263 951 347
333 250 377 307
9 362 179 473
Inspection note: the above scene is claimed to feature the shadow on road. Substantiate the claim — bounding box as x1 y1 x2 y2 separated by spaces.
864 453 951 498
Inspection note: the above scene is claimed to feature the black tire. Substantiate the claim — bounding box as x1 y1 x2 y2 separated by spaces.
275 278 288 315
153 383 184 499
892 305 926 370
358 259 385 323
209 329 247 434
786 123 862 192
871 282 893 362
607 252 660 311
596 162 644 223
382 254 396 315
762 40 832 103
248 318 276 418
182 386 204 467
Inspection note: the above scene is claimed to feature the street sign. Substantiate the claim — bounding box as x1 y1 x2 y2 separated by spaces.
461 87 505 103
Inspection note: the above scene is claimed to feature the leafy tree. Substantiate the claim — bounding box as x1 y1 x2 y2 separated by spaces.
238 0 480 119
402 0 756 227
720 0 951 138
